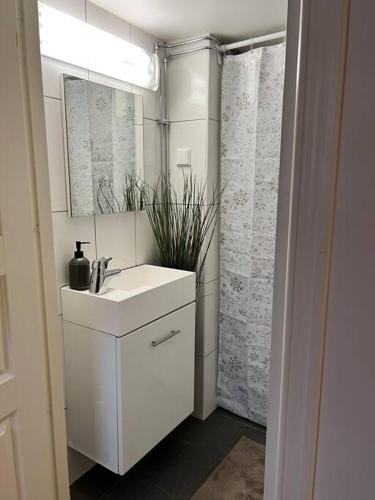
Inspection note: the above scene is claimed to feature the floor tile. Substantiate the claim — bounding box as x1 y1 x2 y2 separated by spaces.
70 408 267 499
99 471 174 500
170 408 266 451
133 437 218 498
70 465 119 500
216 407 267 445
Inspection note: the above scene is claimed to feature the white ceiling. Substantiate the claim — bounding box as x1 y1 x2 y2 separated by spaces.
90 0 288 42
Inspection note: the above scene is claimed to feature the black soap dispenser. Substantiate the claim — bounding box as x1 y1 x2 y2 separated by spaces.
69 241 90 291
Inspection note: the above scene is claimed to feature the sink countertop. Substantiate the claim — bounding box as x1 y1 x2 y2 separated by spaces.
62 264 196 336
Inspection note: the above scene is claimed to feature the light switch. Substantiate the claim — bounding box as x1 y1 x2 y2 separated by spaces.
176 147 191 167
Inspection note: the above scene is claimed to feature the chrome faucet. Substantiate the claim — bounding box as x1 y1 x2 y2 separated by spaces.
89 257 121 294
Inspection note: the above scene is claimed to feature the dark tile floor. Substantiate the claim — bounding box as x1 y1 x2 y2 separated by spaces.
70 408 266 500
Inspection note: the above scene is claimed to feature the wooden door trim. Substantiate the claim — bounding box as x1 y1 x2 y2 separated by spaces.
0 0 69 498
264 0 350 498
18 1 70 497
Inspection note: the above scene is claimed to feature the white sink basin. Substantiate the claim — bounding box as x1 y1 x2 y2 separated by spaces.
61 264 196 336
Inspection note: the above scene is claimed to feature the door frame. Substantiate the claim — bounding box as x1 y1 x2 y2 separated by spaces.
2 0 351 498
0 0 69 498
21 1 70 497
264 0 349 498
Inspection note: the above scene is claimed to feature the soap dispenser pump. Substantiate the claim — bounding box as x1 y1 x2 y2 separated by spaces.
69 241 90 291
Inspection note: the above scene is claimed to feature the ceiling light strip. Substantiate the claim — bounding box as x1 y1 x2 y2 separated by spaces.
38 2 160 91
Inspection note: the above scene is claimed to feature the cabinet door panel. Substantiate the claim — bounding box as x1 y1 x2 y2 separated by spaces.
64 321 118 473
118 302 195 473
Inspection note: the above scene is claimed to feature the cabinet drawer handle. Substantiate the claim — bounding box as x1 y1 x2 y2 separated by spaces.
152 329 181 347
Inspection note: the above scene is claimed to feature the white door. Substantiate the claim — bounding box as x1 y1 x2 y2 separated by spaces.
0 238 19 500
0 0 69 498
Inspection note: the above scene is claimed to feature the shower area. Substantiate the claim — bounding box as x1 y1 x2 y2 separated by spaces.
217 38 286 426
144 31 286 426
164 32 286 426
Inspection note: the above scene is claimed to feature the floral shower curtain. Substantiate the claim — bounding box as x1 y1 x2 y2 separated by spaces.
217 43 286 426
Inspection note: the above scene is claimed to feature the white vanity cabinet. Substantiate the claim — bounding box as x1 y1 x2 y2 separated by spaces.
118 303 195 473
64 302 195 474
62 265 196 475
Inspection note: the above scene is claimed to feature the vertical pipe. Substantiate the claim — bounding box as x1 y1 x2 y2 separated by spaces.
156 44 169 178
156 44 164 176
163 56 169 177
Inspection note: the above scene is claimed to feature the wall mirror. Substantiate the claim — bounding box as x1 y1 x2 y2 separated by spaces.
62 75 144 216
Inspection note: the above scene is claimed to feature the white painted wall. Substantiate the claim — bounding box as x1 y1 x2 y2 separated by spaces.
40 0 161 483
167 42 221 419
314 1 375 498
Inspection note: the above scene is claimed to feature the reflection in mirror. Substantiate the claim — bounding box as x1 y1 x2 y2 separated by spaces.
63 75 144 216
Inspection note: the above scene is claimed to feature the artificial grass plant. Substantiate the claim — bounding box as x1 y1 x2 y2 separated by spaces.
145 173 222 285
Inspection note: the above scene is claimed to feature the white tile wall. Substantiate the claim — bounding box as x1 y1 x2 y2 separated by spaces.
41 58 89 99
168 105 220 197
95 213 136 270
197 120 220 285
135 211 157 265
169 119 207 196
193 349 219 420
196 279 219 356
135 98 143 126
199 223 220 284
168 43 221 420
135 124 144 173
202 349 218 419
208 52 222 121
167 49 221 123
132 84 159 121
167 51 208 122
169 107 220 285
41 0 160 273
40 0 162 481
207 119 220 191
144 119 161 186
43 0 221 460
193 355 204 418
52 212 96 313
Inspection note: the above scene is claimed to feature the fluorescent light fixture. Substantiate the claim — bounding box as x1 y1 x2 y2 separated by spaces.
38 2 159 91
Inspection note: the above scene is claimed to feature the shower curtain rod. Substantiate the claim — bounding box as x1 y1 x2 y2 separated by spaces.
220 30 286 52
158 30 286 61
